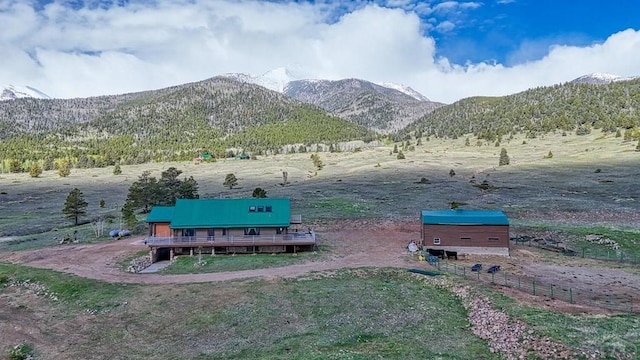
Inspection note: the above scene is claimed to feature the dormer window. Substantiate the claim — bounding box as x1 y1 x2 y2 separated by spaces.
249 206 256 212
257 206 264 212
266 206 272 212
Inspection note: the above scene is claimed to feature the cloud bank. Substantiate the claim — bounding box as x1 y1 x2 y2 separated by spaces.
1 0 639 103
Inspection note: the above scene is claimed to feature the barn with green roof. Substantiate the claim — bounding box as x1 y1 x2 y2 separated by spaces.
421 209 510 256
145 198 314 261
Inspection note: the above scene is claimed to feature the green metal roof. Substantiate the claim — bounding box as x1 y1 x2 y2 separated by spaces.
169 198 291 228
146 206 174 223
421 209 509 225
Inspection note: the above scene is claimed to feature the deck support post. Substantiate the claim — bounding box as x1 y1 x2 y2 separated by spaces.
170 248 175 262
190 248 194 256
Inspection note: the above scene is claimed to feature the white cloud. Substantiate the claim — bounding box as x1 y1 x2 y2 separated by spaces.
0 1 639 104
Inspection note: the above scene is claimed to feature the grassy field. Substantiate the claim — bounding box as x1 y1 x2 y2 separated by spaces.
1 264 495 359
1 130 640 358
161 251 323 274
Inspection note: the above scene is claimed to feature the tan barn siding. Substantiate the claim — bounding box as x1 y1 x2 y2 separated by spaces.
422 225 509 248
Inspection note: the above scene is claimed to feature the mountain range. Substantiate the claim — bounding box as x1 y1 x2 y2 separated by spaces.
0 70 639 167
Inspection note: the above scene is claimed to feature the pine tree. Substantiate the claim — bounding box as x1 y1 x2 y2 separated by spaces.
113 163 122 175
252 187 267 198
63 188 88 226
223 173 238 189
499 148 510 166
393 144 398 154
99 199 106 208
449 169 456 177
29 163 42 178
121 201 137 230
396 151 405 160
58 159 71 177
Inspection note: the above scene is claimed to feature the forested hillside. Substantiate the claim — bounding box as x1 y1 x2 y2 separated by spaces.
399 79 640 141
285 79 442 132
0 77 375 171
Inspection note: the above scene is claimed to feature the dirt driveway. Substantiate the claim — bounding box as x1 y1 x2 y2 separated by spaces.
1 219 639 314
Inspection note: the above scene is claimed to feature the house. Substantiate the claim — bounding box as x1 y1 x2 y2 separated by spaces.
421 209 510 256
145 198 314 262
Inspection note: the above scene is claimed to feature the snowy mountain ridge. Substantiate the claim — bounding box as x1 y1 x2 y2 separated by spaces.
1 84 50 101
570 72 639 85
221 68 430 101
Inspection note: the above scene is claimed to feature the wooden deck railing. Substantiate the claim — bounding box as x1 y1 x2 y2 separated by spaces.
145 232 315 246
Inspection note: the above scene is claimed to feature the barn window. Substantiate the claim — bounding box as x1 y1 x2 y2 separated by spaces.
460 237 471 241
488 237 500 242
433 237 440 245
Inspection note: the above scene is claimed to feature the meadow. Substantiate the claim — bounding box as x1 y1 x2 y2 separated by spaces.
1 130 639 359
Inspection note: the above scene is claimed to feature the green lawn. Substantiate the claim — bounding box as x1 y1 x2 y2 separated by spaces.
161 251 323 274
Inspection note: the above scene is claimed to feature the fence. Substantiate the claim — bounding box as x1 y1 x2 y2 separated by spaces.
434 261 638 314
511 238 640 264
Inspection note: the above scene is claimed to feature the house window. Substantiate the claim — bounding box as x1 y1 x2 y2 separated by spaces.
460 237 471 241
182 229 195 237
257 206 264 212
266 206 272 212
433 237 440 245
207 229 214 237
249 206 256 212
244 228 259 235
222 229 227 236
276 227 283 234
488 237 500 242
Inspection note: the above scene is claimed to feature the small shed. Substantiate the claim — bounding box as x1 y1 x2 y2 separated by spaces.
421 209 510 256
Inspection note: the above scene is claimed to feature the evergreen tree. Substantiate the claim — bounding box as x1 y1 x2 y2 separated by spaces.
9 159 22 173
100 199 106 208
252 187 267 198
636 139 640 152
121 201 137 230
499 148 510 166
223 173 238 189
113 163 122 175
125 171 159 212
449 169 456 177
396 151 405 160
63 188 88 226
310 153 324 170
465 137 470 146
29 163 42 178
393 144 398 154
58 159 71 177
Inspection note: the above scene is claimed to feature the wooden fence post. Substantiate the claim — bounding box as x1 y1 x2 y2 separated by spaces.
569 288 573 303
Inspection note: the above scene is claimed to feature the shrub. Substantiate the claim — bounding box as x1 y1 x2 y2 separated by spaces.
396 151 405 160
29 163 42 178
449 169 456 177
543 151 553 159
6 343 34 360
499 148 510 166
576 125 591 136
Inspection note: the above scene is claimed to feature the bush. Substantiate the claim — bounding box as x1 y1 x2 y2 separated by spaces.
396 151 405 160
6 343 34 360
499 148 510 166
576 125 592 136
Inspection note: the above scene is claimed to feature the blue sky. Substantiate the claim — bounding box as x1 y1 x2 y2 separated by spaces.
2 0 640 102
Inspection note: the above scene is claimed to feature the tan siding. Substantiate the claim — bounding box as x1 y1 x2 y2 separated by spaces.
422 225 509 248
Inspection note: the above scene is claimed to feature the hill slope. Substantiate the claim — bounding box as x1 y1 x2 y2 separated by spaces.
0 77 375 165
400 78 640 141
284 78 443 132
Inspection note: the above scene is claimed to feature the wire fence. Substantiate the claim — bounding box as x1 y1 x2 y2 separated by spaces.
434 261 638 314
510 238 640 264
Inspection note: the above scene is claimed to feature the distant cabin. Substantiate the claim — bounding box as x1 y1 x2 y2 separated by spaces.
145 198 314 262
421 209 510 256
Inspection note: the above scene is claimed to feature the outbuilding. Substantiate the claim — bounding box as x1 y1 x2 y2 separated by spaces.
421 209 510 256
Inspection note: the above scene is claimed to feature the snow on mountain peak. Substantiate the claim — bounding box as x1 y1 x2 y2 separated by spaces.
221 67 302 92
1 84 50 101
377 82 430 101
571 73 639 85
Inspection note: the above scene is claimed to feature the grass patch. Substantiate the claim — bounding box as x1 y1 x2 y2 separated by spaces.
514 223 640 261
483 289 639 358
308 197 371 219
177 269 493 359
0 263 135 312
161 251 321 274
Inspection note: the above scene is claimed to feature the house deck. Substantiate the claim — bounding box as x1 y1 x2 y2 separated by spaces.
145 232 316 248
